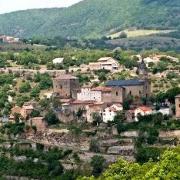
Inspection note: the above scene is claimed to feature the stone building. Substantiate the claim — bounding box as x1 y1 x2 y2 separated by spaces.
106 60 151 101
88 57 120 72
11 103 34 120
53 74 80 99
30 117 47 131
175 95 180 118
106 79 150 101
103 104 123 123
77 86 125 104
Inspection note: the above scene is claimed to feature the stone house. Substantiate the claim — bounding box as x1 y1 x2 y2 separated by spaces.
11 104 34 120
60 100 106 123
175 95 180 118
85 102 105 123
30 117 47 131
89 57 119 72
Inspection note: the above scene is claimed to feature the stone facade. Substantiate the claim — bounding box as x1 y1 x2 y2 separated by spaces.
53 74 80 99
106 60 151 101
106 79 151 101
175 95 180 118
77 86 124 104
30 117 47 131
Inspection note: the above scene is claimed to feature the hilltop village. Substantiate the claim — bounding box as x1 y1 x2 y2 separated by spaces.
0 47 179 179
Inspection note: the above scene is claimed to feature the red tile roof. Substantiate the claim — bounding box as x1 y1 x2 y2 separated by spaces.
138 106 152 112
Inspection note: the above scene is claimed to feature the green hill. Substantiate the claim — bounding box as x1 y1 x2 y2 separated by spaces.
0 0 179 39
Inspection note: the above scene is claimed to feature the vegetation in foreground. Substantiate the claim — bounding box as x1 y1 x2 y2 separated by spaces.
79 146 180 180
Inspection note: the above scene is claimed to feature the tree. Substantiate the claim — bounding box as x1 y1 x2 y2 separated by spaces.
76 108 85 120
92 112 102 126
80 147 180 180
52 97 61 109
90 155 105 177
19 82 31 93
39 73 53 90
114 111 126 133
30 86 40 98
45 110 59 125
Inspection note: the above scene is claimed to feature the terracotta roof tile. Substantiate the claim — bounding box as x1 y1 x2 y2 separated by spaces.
138 106 152 112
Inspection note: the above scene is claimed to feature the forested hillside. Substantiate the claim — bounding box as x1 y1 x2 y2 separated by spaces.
0 0 179 38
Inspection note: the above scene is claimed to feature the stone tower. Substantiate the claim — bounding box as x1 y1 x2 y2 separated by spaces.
53 74 80 99
138 60 148 79
138 60 151 98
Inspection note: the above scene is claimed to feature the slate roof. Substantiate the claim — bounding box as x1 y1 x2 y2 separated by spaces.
106 79 145 87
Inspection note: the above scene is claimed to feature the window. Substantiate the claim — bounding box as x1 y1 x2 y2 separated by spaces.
116 91 118 96
130 91 132 95
139 91 141 95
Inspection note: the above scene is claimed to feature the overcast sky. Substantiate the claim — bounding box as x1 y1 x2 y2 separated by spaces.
0 0 82 14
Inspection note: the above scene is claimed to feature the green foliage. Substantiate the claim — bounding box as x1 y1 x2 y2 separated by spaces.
77 74 90 85
0 146 74 179
0 122 25 136
16 95 30 107
135 146 162 163
156 87 180 103
81 147 180 180
90 155 106 177
94 69 110 82
45 110 59 125
89 139 100 153
34 72 52 90
30 109 40 117
0 74 14 86
19 82 31 93
30 86 40 98
92 112 103 126
0 0 179 39
16 52 38 66
152 61 168 73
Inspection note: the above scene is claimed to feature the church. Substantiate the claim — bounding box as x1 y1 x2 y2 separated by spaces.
106 60 151 102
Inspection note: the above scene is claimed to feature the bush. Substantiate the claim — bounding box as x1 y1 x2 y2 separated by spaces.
19 82 31 93
90 155 106 177
45 110 59 125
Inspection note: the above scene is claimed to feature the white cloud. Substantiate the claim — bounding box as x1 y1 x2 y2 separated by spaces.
0 0 82 14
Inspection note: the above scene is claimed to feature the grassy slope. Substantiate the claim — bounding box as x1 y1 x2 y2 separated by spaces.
0 0 179 38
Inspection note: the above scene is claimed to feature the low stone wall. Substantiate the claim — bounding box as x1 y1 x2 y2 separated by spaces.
159 130 180 138
120 131 139 137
